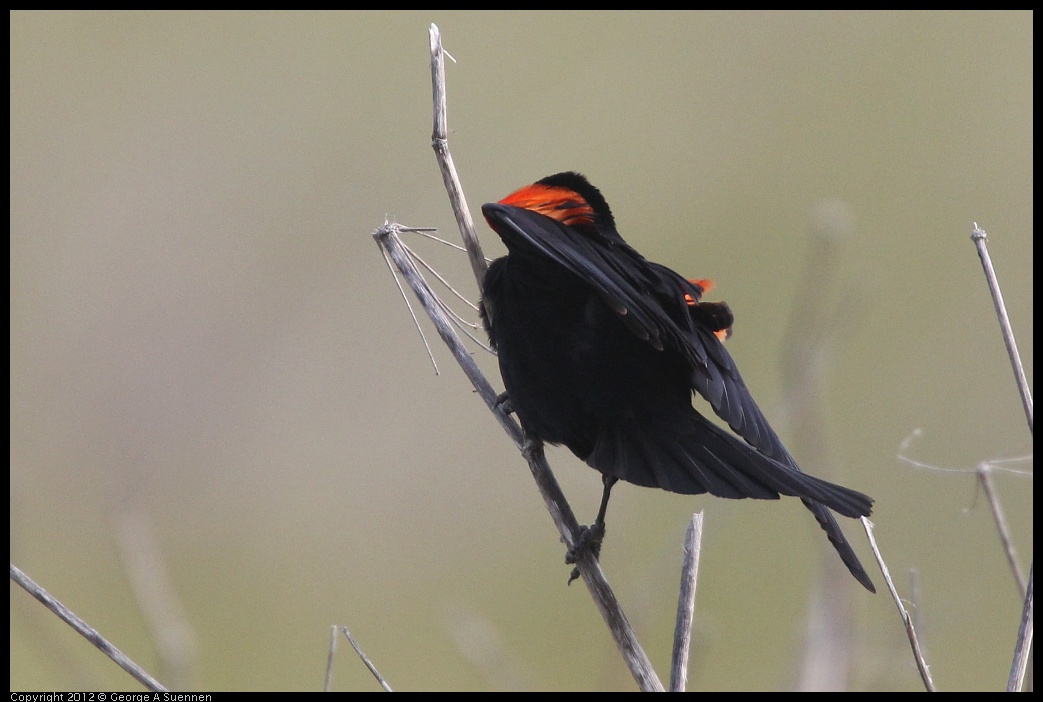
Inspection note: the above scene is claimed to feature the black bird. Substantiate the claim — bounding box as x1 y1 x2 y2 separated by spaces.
480 171 875 592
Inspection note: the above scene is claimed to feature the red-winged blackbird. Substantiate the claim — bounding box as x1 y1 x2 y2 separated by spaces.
480 171 875 592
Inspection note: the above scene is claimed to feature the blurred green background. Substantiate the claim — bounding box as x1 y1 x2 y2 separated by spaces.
10 11 1032 691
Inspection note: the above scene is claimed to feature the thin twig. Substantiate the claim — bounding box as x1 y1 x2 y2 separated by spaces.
413 22 660 691
374 223 663 691
379 243 439 374
382 232 493 354
1007 565 1033 692
375 225 509 429
860 519 936 691
970 224 1033 692
325 624 337 692
396 238 492 349
405 244 480 314
429 24 487 292
908 568 926 663
898 430 1032 477
899 432 1030 598
976 462 1028 597
395 231 478 312
10 563 168 692
670 512 703 692
413 227 494 264
342 628 393 692
971 224 1033 434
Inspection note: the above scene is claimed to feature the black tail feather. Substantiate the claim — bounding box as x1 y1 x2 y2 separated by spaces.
585 407 875 591
802 498 876 593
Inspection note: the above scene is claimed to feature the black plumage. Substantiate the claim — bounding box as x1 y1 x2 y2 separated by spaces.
480 171 874 592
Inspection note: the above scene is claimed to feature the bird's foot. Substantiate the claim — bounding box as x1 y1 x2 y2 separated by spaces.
565 521 606 585
493 391 514 415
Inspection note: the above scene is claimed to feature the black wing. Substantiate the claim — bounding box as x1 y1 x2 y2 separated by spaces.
483 202 875 591
482 202 785 457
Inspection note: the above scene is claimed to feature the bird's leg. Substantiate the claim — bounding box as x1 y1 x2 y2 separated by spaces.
593 474 618 527
566 475 618 584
